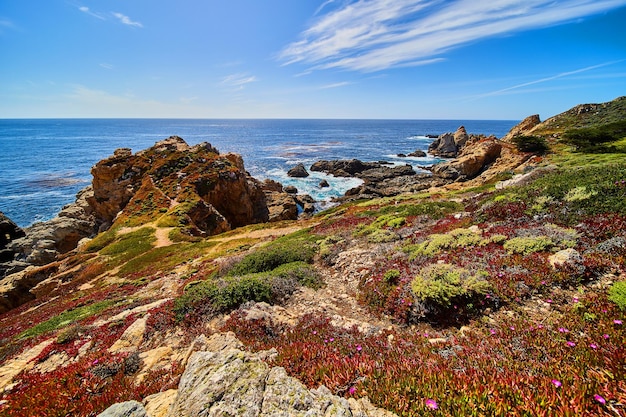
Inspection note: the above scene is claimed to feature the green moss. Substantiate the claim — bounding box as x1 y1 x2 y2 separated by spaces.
503 236 554 255
83 228 120 253
406 228 491 258
411 263 490 309
608 281 626 311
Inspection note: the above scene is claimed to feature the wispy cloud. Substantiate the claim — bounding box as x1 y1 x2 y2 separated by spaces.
220 73 258 90
318 81 353 89
476 60 626 98
112 12 143 28
78 6 105 20
99 63 114 70
280 0 626 72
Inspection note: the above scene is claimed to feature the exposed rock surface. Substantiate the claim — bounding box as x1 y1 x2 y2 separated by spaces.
428 132 458 157
97 401 148 417
163 333 396 417
8 186 97 267
500 114 541 143
287 163 310 178
0 211 26 278
431 138 503 181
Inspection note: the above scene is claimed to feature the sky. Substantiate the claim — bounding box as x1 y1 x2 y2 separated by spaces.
1 0 625 120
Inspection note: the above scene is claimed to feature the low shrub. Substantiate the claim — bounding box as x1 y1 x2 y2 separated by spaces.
174 261 322 321
511 134 549 154
562 119 626 153
411 263 491 310
227 229 320 276
608 281 626 311
99 227 156 263
503 236 554 255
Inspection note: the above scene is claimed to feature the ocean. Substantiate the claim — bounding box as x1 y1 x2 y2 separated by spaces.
0 119 517 228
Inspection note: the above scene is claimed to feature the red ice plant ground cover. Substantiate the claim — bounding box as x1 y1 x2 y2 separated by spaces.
225 292 625 417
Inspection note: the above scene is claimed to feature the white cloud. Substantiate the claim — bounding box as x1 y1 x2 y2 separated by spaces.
99 63 114 70
78 6 105 20
280 0 626 72
112 12 143 28
318 81 353 89
220 73 258 90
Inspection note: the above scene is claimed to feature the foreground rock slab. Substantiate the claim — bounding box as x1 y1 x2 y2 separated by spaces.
99 333 397 417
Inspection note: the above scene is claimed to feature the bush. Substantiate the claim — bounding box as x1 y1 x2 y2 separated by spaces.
511 135 549 154
227 229 320 276
503 236 553 255
562 120 626 153
608 281 626 311
174 261 322 320
411 263 490 310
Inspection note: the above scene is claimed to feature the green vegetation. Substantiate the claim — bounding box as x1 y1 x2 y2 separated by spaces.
411 263 490 309
99 227 156 264
511 134 549 154
608 281 626 311
19 300 115 340
117 241 216 277
227 229 320 276
174 261 322 320
562 119 626 153
503 236 554 255
405 228 499 258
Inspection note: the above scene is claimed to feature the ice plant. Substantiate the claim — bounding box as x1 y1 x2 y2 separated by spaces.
566 341 576 347
614 319 622 325
551 379 562 388
425 399 438 410
590 343 598 349
594 394 606 405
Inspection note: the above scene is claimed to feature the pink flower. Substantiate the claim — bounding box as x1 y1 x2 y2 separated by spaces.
348 386 357 395
425 399 438 410
490 329 497 335
329 337 335 342
312 331 317 335
594 394 606 405
614 319 623 325
551 379 562 388
572 296 579 303
566 341 576 347
590 343 598 349
546 299 553 303
558 327 569 333
603 334 610 339
356 345 362 352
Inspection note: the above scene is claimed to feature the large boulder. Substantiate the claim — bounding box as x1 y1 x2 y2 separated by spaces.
0 211 26 277
428 132 458 157
432 139 503 181
287 163 310 178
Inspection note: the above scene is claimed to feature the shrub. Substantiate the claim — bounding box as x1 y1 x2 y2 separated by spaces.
562 120 626 153
227 229 320 276
406 228 491 258
411 263 490 310
511 134 549 154
503 236 554 255
174 261 322 321
608 281 626 311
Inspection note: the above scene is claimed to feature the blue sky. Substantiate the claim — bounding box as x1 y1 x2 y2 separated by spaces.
1 0 625 120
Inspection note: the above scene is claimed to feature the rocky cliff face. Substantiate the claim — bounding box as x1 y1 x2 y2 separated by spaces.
88 136 286 233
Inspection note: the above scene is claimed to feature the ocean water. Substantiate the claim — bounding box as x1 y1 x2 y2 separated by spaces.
0 119 517 228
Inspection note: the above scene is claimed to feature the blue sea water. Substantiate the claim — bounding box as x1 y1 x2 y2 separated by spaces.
0 119 517 228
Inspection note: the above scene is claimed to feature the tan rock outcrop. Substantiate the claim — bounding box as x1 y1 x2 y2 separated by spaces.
501 114 541 143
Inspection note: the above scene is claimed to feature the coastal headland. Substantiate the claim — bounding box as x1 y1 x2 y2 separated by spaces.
0 97 625 417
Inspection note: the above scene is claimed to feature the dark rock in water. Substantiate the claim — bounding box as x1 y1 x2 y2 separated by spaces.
0 211 26 278
397 153 407 158
284 185 298 194
287 163 310 178
319 179 330 188
408 150 427 157
310 159 381 177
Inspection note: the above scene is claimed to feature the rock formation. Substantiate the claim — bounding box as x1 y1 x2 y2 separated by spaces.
431 138 503 181
0 211 26 277
287 163 310 178
98 333 397 417
500 114 541 143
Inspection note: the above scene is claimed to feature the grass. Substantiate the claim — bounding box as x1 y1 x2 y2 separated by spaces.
18 300 115 340
99 227 156 264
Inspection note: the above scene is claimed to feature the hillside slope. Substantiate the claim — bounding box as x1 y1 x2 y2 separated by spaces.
0 98 625 417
